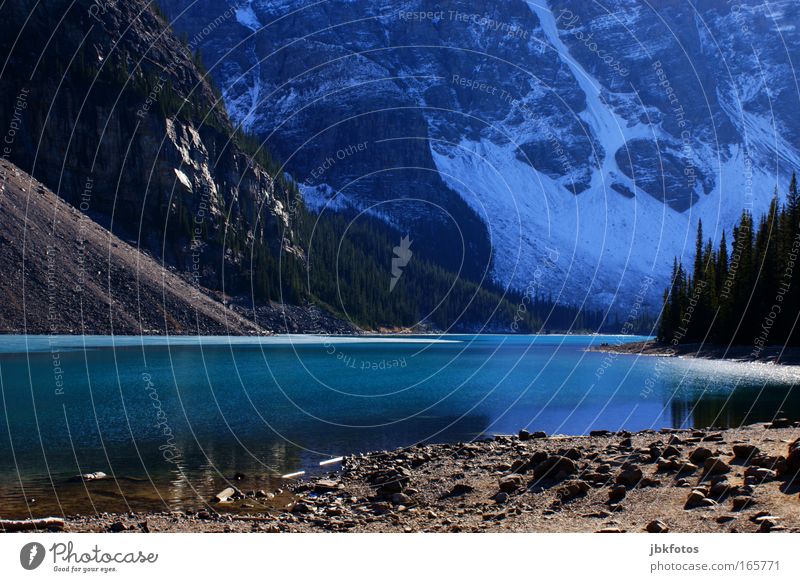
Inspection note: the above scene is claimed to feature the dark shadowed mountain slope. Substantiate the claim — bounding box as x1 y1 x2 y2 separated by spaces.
0 0 304 305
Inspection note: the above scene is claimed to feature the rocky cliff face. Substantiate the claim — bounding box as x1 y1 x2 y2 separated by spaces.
0 0 300 299
163 0 800 310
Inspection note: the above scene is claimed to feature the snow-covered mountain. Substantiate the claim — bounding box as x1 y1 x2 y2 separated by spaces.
163 0 800 311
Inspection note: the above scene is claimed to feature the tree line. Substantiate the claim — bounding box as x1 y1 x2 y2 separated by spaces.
658 174 800 348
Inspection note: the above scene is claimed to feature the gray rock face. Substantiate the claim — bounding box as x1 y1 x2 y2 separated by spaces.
159 1 800 306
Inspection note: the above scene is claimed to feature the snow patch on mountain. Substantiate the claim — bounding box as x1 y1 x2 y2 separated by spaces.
430 137 692 309
235 0 262 32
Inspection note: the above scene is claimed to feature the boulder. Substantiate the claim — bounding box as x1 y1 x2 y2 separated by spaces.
314 480 342 493
609 485 627 501
498 475 524 493
689 447 713 464
786 438 800 472
515 451 548 473
493 491 509 504
391 492 412 505
213 487 236 503
445 483 474 497
686 490 706 507
709 481 732 498
532 455 578 480
744 467 777 483
703 457 731 476
615 465 643 487
556 480 590 502
645 520 669 533
751 453 788 474
662 445 681 458
733 444 759 460
290 502 313 514
557 447 582 460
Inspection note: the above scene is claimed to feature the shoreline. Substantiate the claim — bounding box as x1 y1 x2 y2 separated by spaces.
8 424 799 533
590 340 800 366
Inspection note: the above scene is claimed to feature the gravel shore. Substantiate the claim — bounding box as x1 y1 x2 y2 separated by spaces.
18 424 799 534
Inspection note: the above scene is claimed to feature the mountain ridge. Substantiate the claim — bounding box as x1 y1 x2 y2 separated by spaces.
163 0 800 312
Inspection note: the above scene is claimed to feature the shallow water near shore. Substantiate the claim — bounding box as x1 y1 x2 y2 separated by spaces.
1 334 798 519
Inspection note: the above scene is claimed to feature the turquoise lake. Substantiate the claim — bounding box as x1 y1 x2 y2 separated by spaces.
1 334 798 517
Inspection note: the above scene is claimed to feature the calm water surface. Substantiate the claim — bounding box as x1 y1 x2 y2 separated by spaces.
1 334 798 518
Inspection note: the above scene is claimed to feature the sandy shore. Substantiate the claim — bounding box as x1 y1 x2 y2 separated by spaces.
590 339 800 365
8 424 799 533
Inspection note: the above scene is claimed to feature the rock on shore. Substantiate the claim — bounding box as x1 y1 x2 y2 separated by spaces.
52 424 800 533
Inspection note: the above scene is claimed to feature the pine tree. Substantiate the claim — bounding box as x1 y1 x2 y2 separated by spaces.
658 174 800 348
